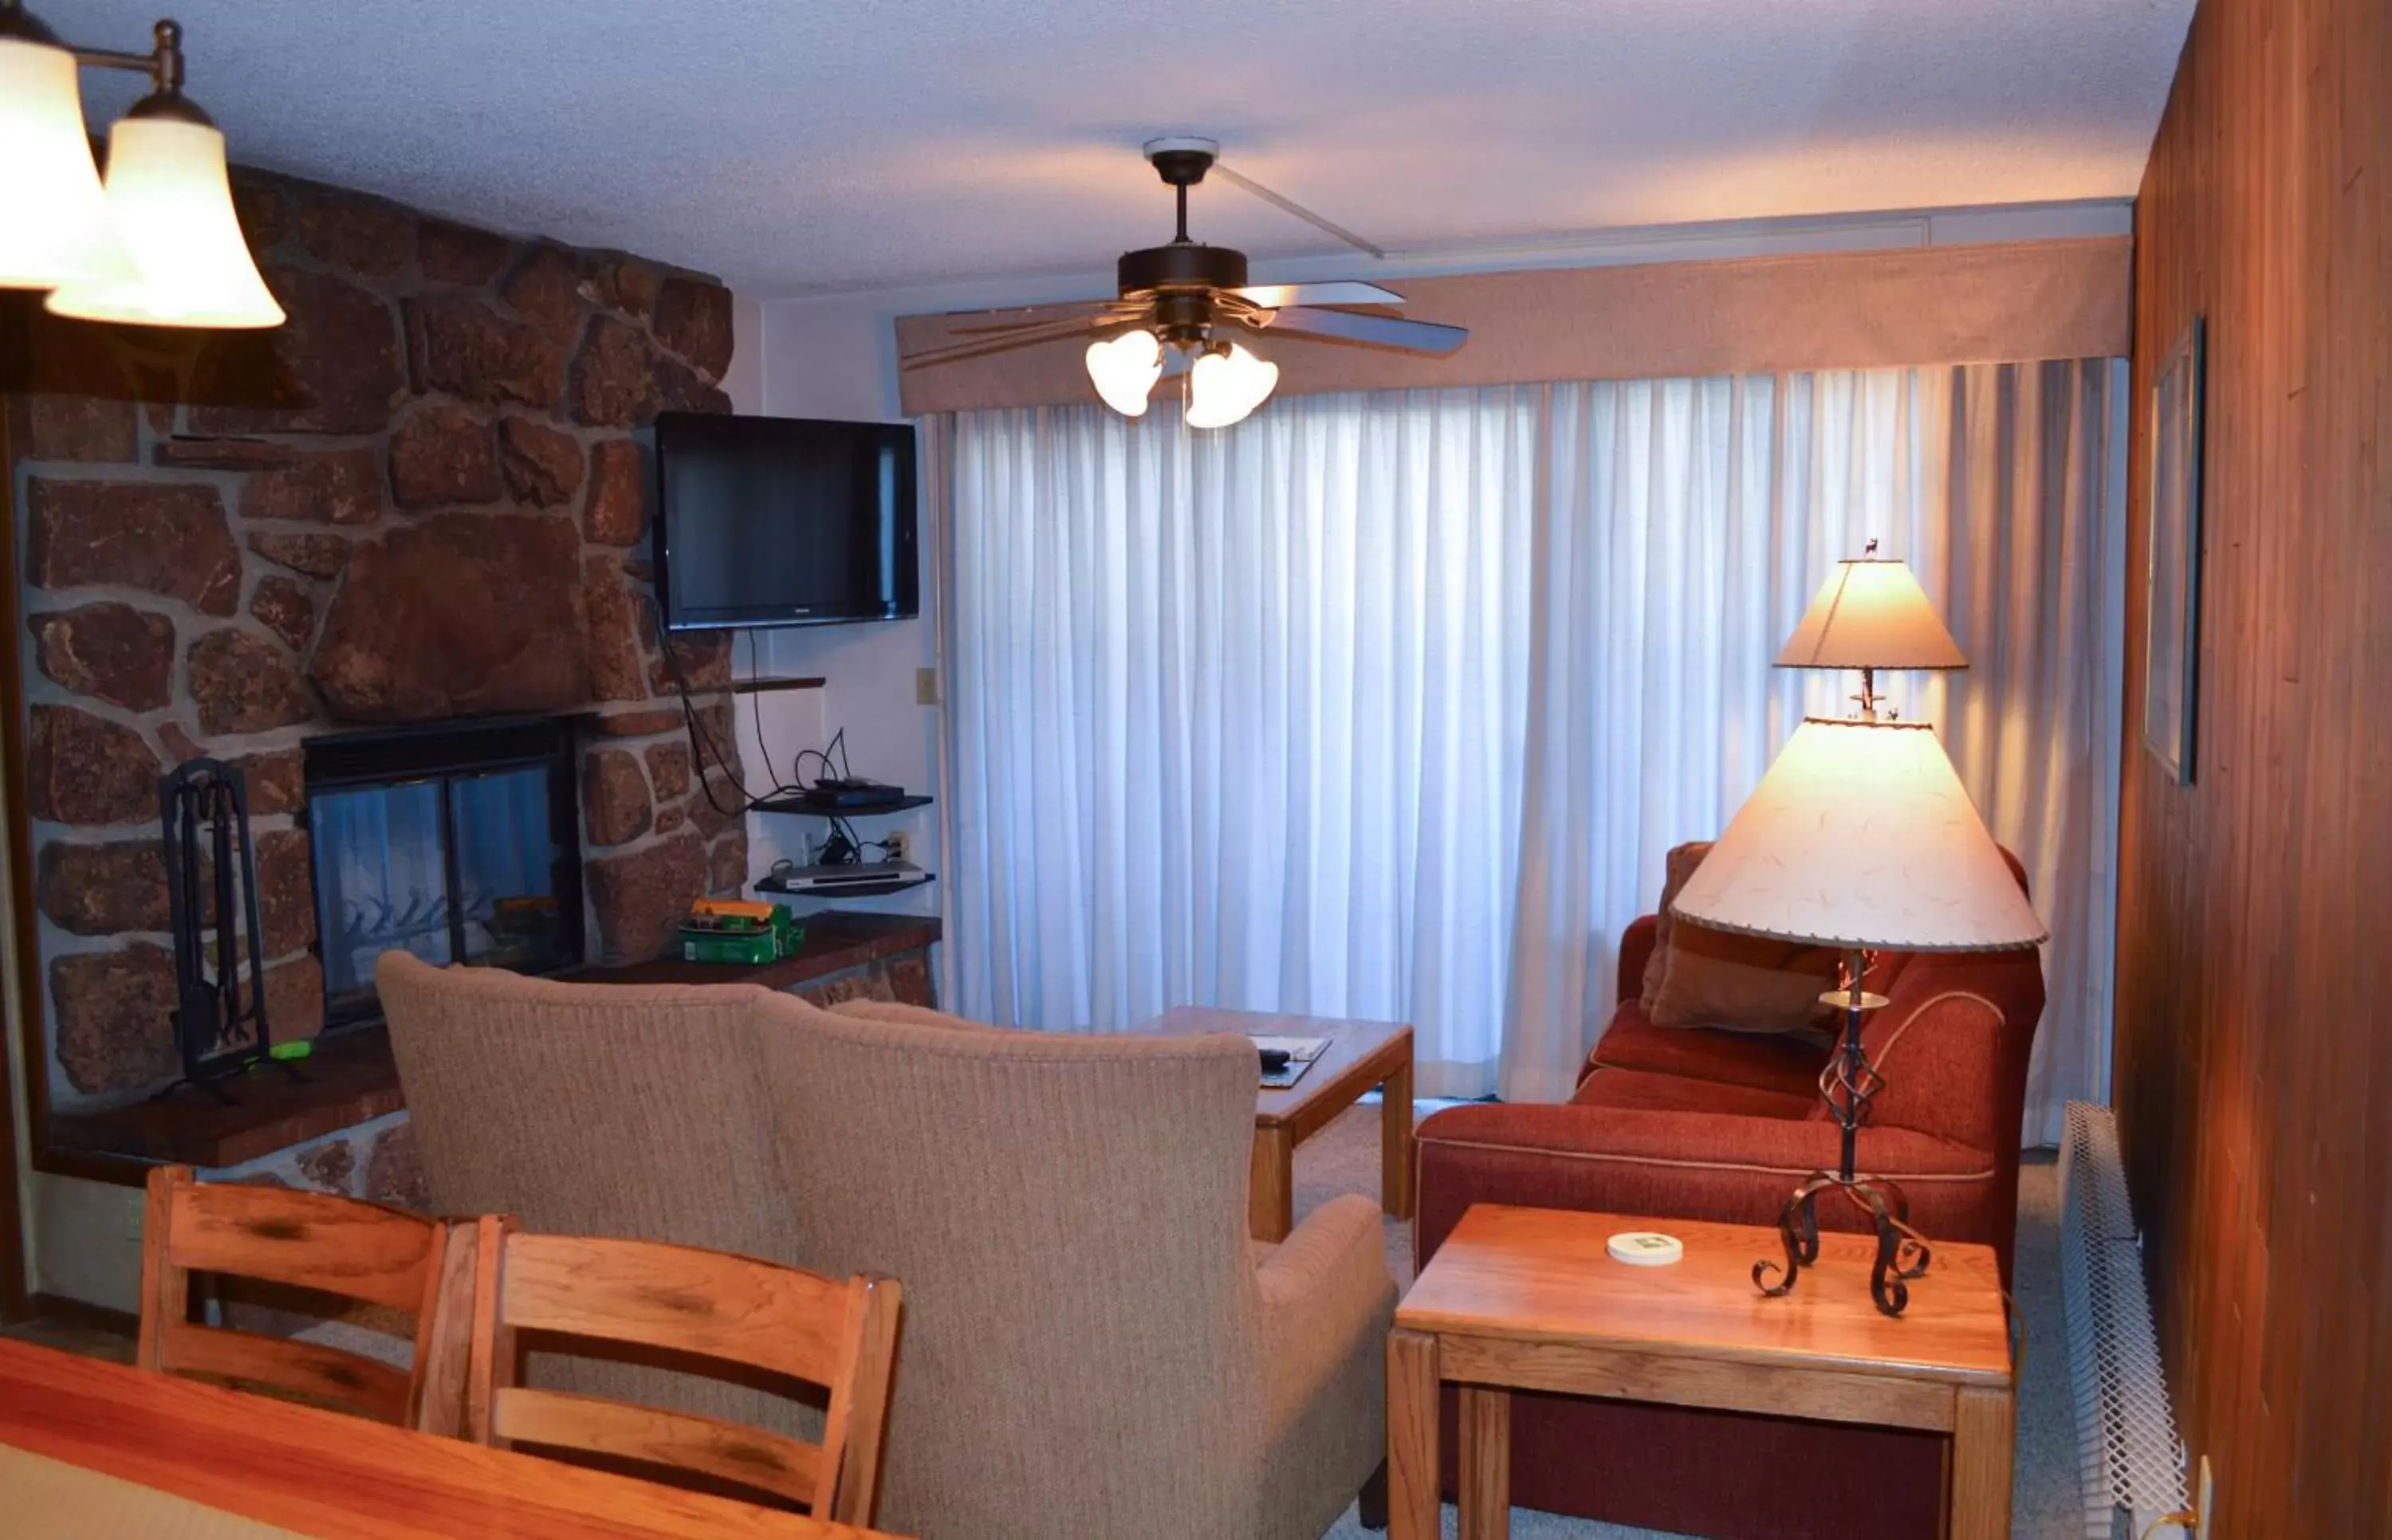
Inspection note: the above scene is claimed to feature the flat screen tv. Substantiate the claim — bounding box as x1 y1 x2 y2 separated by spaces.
653 411 919 632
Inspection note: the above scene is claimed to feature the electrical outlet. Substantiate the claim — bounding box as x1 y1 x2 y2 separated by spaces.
881 831 908 864
2197 1455 2215 1540
916 666 941 705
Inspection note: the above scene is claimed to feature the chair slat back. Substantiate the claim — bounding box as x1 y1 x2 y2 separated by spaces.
137 1165 458 1431
492 1387 824 1508
465 1216 901 1524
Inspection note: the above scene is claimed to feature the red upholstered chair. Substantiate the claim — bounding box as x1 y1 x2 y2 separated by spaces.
1412 850 2044 1540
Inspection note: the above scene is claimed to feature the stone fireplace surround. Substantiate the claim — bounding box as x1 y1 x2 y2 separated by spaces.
4 164 768 1202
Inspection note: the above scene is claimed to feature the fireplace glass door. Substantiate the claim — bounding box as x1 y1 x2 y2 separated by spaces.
305 719 583 1026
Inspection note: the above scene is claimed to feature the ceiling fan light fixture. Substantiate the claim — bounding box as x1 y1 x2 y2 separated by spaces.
0 26 123 289
1085 328 1163 417
1185 341 1277 430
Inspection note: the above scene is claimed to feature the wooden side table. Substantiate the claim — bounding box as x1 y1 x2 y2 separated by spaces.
1140 1008 1414 1242
1388 1204 2014 1540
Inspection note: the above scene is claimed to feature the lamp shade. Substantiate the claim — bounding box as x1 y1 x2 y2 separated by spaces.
1776 556 1966 672
44 107 285 328
0 33 124 289
1670 717 2045 952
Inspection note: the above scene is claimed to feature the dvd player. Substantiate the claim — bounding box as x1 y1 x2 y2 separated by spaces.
759 860 927 894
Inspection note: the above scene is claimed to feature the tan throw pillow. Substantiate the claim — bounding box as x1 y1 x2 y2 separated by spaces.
1644 841 1840 1034
1639 841 1709 1011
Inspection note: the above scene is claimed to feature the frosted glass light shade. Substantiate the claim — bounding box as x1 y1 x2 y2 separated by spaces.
1670 717 2045 953
45 113 285 328
1085 329 1162 416
0 35 124 289
1776 556 1966 672
1185 340 1277 429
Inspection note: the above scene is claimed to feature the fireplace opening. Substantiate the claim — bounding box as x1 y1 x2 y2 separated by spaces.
303 717 585 1028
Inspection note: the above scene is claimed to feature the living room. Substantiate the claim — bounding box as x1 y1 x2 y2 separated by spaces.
0 0 2382 1535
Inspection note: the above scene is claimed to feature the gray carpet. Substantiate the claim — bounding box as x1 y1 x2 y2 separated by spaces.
1296 1099 2079 1540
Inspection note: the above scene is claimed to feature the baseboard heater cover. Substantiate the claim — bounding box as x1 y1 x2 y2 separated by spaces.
2059 1099 2189 1540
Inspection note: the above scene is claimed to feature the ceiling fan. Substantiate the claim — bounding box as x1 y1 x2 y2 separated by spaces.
903 138 1468 428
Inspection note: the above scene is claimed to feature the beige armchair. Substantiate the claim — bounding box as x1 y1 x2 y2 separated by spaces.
754 992 1395 1540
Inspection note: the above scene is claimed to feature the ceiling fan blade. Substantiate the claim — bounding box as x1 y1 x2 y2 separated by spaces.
1210 162 1387 259
902 320 1101 370
1230 281 1405 309
945 301 1140 336
1261 307 1469 356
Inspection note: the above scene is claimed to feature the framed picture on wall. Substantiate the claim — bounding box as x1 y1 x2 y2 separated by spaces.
2144 315 2205 784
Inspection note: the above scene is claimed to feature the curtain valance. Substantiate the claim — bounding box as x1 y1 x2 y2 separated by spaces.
896 237 2129 414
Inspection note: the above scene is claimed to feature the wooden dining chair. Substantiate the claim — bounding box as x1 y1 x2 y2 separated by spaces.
137 1164 474 1433
462 1215 903 1526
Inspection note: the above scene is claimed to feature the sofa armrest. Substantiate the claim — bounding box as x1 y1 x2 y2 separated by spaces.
1253 1193 1397 1518
1617 914 1659 1009
1257 1193 1395 1346
1414 1103 2000 1273
1257 1193 1395 1412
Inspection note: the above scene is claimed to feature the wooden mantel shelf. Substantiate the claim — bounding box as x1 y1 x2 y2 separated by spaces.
564 909 938 989
45 910 941 1181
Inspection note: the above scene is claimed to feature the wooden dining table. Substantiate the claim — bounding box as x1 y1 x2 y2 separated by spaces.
0 1336 898 1538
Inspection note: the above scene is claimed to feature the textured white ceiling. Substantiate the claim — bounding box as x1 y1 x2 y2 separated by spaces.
55 0 2192 297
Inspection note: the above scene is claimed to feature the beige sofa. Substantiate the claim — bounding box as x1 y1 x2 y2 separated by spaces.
758 994 1395 1540
377 956 1394 1540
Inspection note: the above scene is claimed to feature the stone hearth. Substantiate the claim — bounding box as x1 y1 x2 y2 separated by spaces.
6 167 751 1118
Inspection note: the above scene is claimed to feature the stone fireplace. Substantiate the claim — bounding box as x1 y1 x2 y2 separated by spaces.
6 164 752 1152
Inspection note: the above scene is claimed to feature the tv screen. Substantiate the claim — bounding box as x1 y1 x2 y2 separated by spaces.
654 412 919 632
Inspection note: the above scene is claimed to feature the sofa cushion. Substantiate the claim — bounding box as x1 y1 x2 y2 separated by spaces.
1572 1065 1819 1121
1643 841 1840 1034
1591 1006 1832 1099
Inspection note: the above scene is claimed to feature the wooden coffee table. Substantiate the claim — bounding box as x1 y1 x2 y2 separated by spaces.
1140 1007 1414 1243
1388 1204 2015 1540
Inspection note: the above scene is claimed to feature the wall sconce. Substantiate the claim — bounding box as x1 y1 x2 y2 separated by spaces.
0 2 284 328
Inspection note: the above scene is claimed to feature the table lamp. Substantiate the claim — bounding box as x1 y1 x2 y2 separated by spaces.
1670 717 2045 1316
1776 539 1966 720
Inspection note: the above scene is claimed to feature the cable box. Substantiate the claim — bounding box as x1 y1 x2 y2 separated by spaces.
796 782 912 810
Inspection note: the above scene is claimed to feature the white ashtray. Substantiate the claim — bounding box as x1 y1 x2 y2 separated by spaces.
1606 1231 1685 1267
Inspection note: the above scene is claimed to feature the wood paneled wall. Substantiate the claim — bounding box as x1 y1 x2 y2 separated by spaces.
2115 0 2391 1531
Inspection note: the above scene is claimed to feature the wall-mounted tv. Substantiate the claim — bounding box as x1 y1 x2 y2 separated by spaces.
653 411 919 632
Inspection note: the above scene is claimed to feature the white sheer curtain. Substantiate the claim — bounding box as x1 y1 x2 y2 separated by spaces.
940 391 1538 1096
938 359 2124 1141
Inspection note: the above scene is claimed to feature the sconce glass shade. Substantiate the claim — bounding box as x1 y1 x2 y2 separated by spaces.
45 108 285 328
1085 328 1163 416
1185 340 1277 429
0 33 124 289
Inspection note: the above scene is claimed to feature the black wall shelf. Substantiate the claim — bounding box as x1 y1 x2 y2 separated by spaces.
753 793 933 817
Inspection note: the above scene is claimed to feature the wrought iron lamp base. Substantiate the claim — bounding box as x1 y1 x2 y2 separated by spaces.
1752 1169 1934 1317
1749 947 1930 1317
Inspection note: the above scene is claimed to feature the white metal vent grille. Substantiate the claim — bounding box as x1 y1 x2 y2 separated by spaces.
2059 1100 2188 1540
